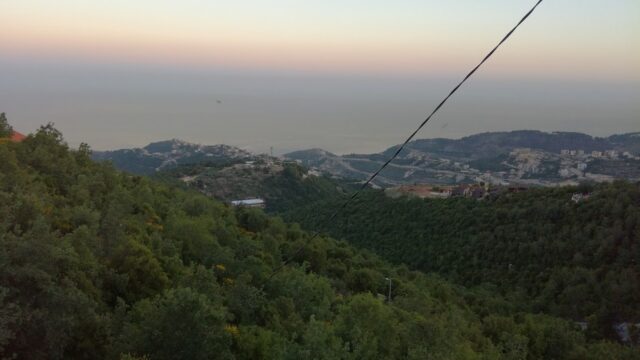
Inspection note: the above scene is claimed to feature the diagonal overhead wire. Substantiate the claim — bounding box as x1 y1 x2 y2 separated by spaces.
268 0 544 279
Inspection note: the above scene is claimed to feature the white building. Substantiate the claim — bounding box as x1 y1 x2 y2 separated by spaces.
571 193 590 203
230 198 266 208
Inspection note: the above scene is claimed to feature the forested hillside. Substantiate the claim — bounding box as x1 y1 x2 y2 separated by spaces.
2 124 639 358
155 160 353 213
287 183 640 341
93 139 251 175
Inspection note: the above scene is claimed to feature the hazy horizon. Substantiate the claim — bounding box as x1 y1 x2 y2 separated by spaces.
1 0 638 154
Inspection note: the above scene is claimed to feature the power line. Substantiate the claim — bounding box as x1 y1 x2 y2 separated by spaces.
268 0 544 280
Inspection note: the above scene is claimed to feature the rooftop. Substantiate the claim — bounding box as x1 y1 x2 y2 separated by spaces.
231 198 265 206
11 131 26 142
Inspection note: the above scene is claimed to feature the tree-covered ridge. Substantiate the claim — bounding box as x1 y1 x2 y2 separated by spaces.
286 183 640 341
0 113 13 139
92 139 252 176
156 160 354 213
1 124 638 359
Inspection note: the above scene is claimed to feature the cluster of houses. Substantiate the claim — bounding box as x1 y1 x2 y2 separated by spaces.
390 183 529 200
390 183 596 205
560 149 638 160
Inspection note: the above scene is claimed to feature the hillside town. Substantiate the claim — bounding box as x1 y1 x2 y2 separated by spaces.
386 183 597 206
385 183 528 200
476 147 640 186
290 143 640 188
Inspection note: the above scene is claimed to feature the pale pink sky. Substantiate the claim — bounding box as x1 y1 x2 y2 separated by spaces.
2 0 638 79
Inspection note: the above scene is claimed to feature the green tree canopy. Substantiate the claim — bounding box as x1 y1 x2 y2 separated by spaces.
0 113 13 138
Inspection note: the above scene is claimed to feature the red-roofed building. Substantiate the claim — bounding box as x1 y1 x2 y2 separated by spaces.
10 131 26 142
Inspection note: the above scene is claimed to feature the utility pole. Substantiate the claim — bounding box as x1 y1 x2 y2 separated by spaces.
385 277 392 302
270 146 273 157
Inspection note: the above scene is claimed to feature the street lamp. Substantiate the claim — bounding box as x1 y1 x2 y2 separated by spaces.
385 277 392 302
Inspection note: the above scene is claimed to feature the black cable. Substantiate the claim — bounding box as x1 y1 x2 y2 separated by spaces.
268 0 544 280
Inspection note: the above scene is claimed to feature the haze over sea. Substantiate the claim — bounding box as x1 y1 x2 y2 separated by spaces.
1 0 638 154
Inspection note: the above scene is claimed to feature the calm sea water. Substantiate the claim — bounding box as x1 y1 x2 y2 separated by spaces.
2 61 638 155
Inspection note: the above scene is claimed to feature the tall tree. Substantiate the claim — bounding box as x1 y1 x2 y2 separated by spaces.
0 113 12 138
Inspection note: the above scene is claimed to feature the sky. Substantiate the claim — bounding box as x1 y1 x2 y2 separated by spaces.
1 0 638 154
